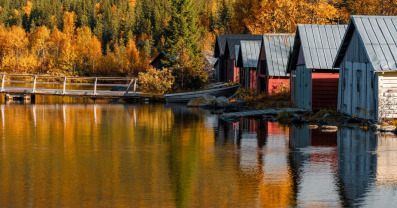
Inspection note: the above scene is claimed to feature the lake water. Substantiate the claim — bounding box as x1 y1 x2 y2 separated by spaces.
0 103 397 207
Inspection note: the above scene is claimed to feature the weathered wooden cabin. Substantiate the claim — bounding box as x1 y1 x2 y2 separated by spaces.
288 24 347 111
214 34 262 82
334 16 397 120
236 40 262 89
149 51 167 70
257 34 295 94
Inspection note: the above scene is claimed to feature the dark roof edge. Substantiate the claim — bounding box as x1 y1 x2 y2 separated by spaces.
149 51 167 66
287 28 302 73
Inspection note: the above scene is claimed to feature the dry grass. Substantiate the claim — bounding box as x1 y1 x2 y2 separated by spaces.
236 88 295 109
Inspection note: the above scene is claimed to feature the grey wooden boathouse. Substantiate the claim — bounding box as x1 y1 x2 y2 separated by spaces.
334 15 397 120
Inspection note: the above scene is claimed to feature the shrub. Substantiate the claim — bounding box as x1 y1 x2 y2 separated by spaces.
138 68 175 94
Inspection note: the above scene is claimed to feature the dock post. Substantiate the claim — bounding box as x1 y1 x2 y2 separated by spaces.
125 78 135 94
93 78 98 95
1 74 5 92
32 75 37 93
133 79 138 93
62 77 67 95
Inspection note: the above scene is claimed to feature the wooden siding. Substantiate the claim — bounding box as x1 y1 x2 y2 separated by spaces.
339 61 377 120
312 72 339 110
342 30 369 63
295 65 312 110
378 72 397 119
337 30 378 120
227 59 239 82
249 68 257 90
291 71 296 103
268 77 289 95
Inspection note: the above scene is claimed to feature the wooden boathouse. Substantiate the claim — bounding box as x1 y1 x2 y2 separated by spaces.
236 40 262 89
288 24 347 111
149 51 167 70
257 34 295 94
334 15 397 120
214 34 262 82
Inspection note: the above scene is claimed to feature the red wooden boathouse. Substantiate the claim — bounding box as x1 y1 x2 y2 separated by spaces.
257 34 294 94
288 25 347 111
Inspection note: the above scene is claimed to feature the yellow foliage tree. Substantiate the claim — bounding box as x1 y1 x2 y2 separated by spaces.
138 68 175 94
31 26 50 72
8 26 28 72
126 38 140 74
88 35 102 75
22 1 33 18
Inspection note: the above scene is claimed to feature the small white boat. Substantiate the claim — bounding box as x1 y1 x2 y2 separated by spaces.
164 85 240 103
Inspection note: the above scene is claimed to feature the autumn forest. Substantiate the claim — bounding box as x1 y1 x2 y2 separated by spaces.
0 0 395 76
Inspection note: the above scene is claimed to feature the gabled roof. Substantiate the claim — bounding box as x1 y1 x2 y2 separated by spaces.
225 39 242 59
288 24 347 72
202 50 218 66
149 51 167 65
261 34 295 76
214 34 262 57
236 40 261 68
334 15 397 71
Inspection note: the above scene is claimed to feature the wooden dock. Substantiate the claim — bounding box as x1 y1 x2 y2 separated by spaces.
0 74 154 100
222 108 307 119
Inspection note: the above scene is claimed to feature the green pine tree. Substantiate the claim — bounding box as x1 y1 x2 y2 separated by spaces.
164 0 206 90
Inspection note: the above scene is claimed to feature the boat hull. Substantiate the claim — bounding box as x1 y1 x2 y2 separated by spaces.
164 85 240 103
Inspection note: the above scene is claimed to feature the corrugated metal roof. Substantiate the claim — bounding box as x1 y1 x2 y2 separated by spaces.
238 40 262 68
334 15 397 71
226 39 242 59
288 24 347 71
262 34 295 76
214 34 262 57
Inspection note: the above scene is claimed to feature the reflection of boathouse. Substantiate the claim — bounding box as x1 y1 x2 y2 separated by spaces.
289 125 340 207
337 129 378 207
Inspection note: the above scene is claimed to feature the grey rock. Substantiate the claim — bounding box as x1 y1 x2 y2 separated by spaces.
371 124 381 131
187 95 216 107
321 125 338 130
322 113 330 119
214 96 230 107
309 125 318 129
380 125 396 132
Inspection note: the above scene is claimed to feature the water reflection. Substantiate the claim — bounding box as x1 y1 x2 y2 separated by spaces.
1 104 397 207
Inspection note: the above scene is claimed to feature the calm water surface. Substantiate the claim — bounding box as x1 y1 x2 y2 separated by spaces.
1 103 397 207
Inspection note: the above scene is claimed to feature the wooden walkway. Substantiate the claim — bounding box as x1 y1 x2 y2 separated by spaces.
0 74 150 99
222 108 307 118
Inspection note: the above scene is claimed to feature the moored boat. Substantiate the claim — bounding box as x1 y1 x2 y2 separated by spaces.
164 85 240 103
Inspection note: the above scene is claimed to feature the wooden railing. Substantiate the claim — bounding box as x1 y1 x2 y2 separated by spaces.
0 74 138 95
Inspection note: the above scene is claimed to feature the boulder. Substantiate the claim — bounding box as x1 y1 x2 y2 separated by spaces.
371 124 381 131
187 95 216 107
309 125 319 129
380 125 396 132
214 96 230 107
322 113 330 119
321 125 338 131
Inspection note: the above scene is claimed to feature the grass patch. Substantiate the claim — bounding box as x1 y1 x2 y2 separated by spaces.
277 110 292 122
236 88 295 109
312 109 342 119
